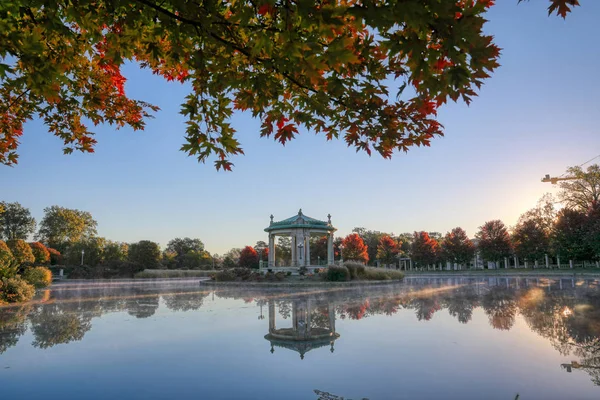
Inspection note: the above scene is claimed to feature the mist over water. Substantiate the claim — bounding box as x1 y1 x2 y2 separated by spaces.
1 277 600 399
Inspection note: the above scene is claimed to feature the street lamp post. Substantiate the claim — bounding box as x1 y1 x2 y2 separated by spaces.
298 242 304 266
81 249 85 266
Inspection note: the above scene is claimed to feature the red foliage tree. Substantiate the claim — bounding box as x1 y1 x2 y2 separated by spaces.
47 248 62 265
341 234 369 264
376 235 399 265
411 231 439 267
476 220 512 265
239 246 259 269
441 227 475 265
29 242 51 264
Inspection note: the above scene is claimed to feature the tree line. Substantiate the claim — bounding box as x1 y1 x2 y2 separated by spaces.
227 164 600 269
2 164 599 274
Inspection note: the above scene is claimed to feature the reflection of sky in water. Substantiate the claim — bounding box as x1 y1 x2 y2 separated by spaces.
1 277 600 399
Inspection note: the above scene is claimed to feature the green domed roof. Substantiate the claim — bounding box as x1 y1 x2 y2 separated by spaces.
265 209 336 232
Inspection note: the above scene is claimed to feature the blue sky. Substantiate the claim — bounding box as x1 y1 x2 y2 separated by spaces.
2 1 599 254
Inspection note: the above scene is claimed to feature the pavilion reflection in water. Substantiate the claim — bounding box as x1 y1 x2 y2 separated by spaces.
265 297 339 359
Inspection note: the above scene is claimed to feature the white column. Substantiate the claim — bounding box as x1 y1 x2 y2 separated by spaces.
268 234 274 267
514 256 518 269
272 235 276 267
557 255 561 269
305 234 311 266
291 234 296 267
505 257 509 269
327 233 334 265
545 254 550 269
569 260 574 269
534 260 539 269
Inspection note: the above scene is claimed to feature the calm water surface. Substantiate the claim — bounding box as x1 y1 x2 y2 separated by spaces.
1 276 600 399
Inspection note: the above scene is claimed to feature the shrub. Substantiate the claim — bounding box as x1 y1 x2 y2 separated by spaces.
213 269 236 282
23 266 53 288
0 277 35 304
29 242 51 264
47 248 62 265
6 239 35 266
344 261 366 280
103 260 144 278
286 271 292 276
264 271 286 282
326 265 350 282
298 266 308 276
361 268 404 281
0 240 15 272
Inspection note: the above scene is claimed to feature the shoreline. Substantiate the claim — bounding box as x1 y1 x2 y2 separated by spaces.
199 279 404 287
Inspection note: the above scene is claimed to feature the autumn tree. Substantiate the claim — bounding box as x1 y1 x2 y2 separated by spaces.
586 204 600 261
376 235 399 265
6 239 35 266
411 231 439 267
396 233 413 258
558 164 600 211
0 202 36 240
65 238 106 266
552 208 592 262
103 241 129 262
239 246 259 269
37 206 98 251
512 220 549 264
12 0 583 168
441 227 475 266
29 242 50 264
352 228 387 266
0 240 14 273
341 233 369 264
165 237 206 268
476 220 512 266
165 237 204 257
47 248 62 265
128 240 161 269
181 251 213 270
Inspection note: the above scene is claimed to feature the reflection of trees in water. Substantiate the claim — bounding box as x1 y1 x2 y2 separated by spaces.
126 294 160 318
0 305 30 354
30 308 92 349
482 287 518 330
410 297 440 321
4 279 600 387
310 305 330 329
163 291 210 312
277 300 292 319
444 286 478 324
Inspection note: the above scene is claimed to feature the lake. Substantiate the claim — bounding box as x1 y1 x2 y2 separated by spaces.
1 276 600 399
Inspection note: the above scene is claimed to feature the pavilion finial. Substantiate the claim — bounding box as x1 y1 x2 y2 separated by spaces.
270 214 274 225
327 213 331 224
298 208 303 215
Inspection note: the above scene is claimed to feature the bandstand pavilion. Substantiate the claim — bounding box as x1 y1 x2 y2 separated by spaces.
263 209 336 270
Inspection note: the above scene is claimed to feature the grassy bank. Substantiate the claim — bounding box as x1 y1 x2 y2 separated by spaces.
403 268 600 276
134 269 218 279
